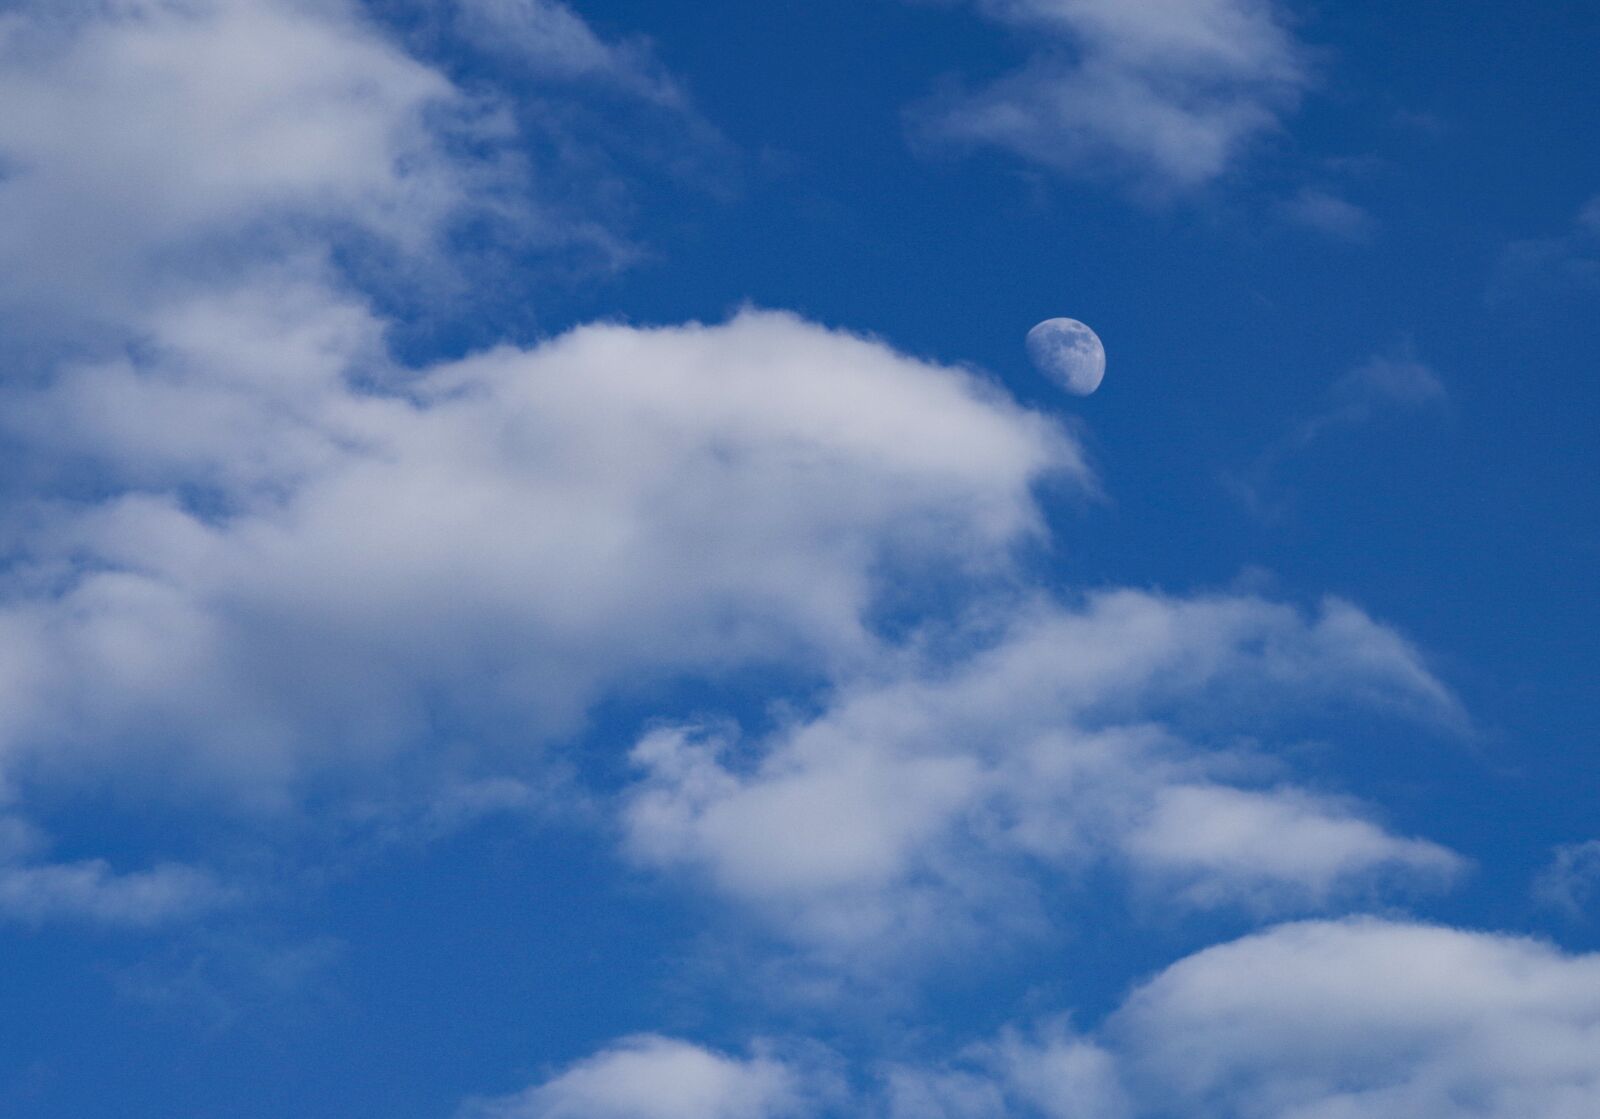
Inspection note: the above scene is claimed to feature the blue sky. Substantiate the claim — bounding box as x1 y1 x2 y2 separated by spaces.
0 1 1597 1116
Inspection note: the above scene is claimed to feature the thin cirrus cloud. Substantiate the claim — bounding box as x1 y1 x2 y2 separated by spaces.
445 0 732 206
1490 194 1600 308
909 0 1310 191
1280 186 1378 241
626 590 1463 960
1226 351 1450 516
1534 840 1600 919
506 918 1600 1118
453 0 689 107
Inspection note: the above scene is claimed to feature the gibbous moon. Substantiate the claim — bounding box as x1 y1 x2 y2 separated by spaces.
1026 318 1105 396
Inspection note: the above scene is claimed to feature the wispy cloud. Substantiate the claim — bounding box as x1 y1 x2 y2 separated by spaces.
1227 351 1449 516
909 0 1310 192
1534 839 1600 919
1280 187 1378 241
0 0 722 343
453 0 687 107
0 817 229 928
1491 195 1600 309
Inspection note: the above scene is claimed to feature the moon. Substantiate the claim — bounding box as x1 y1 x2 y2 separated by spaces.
1026 318 1105 396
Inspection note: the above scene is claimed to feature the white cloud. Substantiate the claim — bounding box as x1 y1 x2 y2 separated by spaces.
0 0 1078 899
1125 784 1459 910
461 1030 1125 1119
0 857 227 927
984 1030 1129 1119
625 590 1462 958
1111 918 1600 1119
0 816 227 927
913 0 1309 190
0 0 710 343
516 920 1600 1119
0 297 1076 805
457 1036 829 1119
0 0 487 327
884 1026 1129 1119
0 19 1480 1051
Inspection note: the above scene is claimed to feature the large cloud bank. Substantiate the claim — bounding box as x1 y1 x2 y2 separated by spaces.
1 5 1592 1119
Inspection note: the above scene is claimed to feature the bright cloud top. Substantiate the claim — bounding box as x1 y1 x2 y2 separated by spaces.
1111 918 1600 1118
0 301 1076 806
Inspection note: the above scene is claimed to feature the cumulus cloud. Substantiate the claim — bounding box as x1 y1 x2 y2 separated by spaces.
1111 918 1600 1118
457 1035 830 1119
625 590 1462 958
517 920 1600 1118
0 297 1075 804
912 0 1310 190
